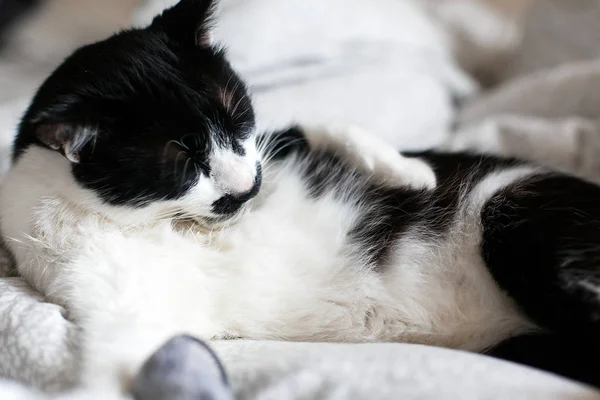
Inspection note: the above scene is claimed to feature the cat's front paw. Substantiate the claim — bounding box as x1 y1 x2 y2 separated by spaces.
303 123 436 190
372 151 437 190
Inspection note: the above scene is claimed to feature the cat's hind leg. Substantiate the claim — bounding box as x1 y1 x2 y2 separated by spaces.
481 173 600 386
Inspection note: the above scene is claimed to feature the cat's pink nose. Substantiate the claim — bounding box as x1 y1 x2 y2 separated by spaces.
211 150 262 202
230 172 255 196
213 157 254 192
230 164 262 202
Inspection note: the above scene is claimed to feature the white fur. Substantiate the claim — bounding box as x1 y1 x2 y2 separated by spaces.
0 125 536 394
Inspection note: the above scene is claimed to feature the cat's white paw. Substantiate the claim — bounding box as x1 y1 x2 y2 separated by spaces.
303 123 436 190
372 150 437 190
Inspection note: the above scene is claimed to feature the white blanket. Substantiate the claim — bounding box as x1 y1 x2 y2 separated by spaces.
447 59 600 183
1 0 600 398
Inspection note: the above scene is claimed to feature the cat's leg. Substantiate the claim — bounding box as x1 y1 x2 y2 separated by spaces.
260 124 437 190
480 173 600 387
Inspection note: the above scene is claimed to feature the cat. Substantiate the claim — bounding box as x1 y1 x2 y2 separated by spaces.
1 0 600 397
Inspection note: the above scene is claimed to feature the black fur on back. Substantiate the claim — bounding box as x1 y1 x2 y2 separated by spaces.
14 0 255 207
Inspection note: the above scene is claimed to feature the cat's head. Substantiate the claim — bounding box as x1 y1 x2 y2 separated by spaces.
14 0 261 222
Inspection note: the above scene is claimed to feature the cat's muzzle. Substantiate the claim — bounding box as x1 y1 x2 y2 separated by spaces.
211 162 262 216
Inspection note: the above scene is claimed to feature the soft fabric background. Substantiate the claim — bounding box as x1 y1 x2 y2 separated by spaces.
1 0 600 398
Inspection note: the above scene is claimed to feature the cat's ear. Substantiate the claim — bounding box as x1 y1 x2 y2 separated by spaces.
152 0 217 48
34 123 96 163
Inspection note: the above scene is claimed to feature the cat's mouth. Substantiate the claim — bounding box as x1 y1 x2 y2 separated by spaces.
171 206 249 236
204 211 247 225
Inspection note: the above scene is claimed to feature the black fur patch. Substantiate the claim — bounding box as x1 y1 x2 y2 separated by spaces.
481 174 600 337
257 126 309 162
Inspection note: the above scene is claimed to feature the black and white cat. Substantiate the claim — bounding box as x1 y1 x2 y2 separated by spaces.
1 0 600 396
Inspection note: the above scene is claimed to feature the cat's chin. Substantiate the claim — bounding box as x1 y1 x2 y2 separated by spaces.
171 206 249 234
204 213 243 226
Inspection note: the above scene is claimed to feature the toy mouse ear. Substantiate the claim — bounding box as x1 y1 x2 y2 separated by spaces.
35 123 96 163
152 0 217 48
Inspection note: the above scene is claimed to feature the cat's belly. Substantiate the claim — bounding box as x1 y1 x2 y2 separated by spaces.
65 217 529 352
